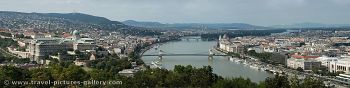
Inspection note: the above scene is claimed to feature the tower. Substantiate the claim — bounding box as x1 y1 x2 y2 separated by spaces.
223 34 228 39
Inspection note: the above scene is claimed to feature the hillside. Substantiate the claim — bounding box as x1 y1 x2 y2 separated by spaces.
122 20 268 30
0 11 126 31
271 22 350 28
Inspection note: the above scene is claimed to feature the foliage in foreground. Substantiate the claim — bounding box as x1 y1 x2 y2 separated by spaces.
0 64 329 88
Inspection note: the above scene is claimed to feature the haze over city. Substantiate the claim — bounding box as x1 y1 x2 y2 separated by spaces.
1 0 350 26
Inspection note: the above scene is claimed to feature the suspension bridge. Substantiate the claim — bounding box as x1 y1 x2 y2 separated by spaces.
142 49 228 59
143 54 227 56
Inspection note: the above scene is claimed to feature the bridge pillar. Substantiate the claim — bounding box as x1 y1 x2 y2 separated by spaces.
208 49 214 59
208 57 213 65
158 55 163 60
208 55 213 59
158 50 164 60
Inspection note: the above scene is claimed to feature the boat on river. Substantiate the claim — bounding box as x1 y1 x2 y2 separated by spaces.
229 57 235 62
151 61 163 69
250 64 259 70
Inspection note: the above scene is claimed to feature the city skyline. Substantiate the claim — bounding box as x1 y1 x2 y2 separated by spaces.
0 0 350 26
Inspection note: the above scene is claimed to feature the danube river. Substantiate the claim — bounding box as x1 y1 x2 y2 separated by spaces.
142 37 273 83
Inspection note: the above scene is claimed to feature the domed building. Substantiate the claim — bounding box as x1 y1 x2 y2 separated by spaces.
28 29 97 64
72 30 80 40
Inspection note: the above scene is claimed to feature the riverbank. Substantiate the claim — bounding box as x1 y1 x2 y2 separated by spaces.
215 45 350 87
214 47 283 74
141 38 272 82
139 39 182 57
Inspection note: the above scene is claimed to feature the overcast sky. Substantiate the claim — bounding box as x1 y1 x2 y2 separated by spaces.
0 0 349 26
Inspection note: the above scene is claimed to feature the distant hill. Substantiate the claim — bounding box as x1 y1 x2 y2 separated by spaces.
271 22 350 28
122 20 268 30
0 11 163 36
43 13 123 25
0 11 126 31
123 20 166 28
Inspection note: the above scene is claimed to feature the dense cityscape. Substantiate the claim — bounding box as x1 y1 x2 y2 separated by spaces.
1 0 350 88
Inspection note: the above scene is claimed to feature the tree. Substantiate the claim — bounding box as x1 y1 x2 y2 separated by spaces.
88 58 131 74
265 75 290 88
85 69 115 88
54 65 89 87
60 65 89 80
212 77 258 88
300 76 326 88
296 67 304 72
16 34 25 38
74 50 81 55
257 81 266 88
290 75 300 88
0 66 30 87
89 69 113 80
12 58 30 64
29 68 53 88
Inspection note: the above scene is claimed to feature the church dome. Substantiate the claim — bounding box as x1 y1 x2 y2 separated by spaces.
72 30 80 36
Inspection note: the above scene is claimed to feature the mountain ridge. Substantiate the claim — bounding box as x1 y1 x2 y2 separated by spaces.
271 22 350 28
122 20 268 30
0 11 126 31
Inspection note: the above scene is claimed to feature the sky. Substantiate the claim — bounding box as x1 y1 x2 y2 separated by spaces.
0 0 349 26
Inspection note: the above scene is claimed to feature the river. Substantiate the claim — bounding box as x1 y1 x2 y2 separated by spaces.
141 36 273 83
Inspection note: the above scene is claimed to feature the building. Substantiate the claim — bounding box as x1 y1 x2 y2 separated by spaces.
262 46 276 53
316 56 338 69
218 34 244 53
227 43 244 53
7 47 30 58
17 39 32 47
287 54 321 70
73 38 96 51
30 34 46 39
71 30 82 40
74 59 87 67
29 38 72 62
329 58 350 74
118 69 139 77
25 30 99 64
219 34 229 48
248 46 263 53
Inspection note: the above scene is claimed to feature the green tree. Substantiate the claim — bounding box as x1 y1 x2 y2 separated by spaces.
212 77 258 88
300 76 326 88
257 81 266 88
0 66 30 87
12 58 30 64
88 69 113 81
296 67 304 72
29 68 53 88
55 65 89 87
265 75 290 88
290 75 300 88
58 65 89 81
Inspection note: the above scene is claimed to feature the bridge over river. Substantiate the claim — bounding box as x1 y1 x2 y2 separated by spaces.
142 49 228 59
141 37 273 83
143 54 228 56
